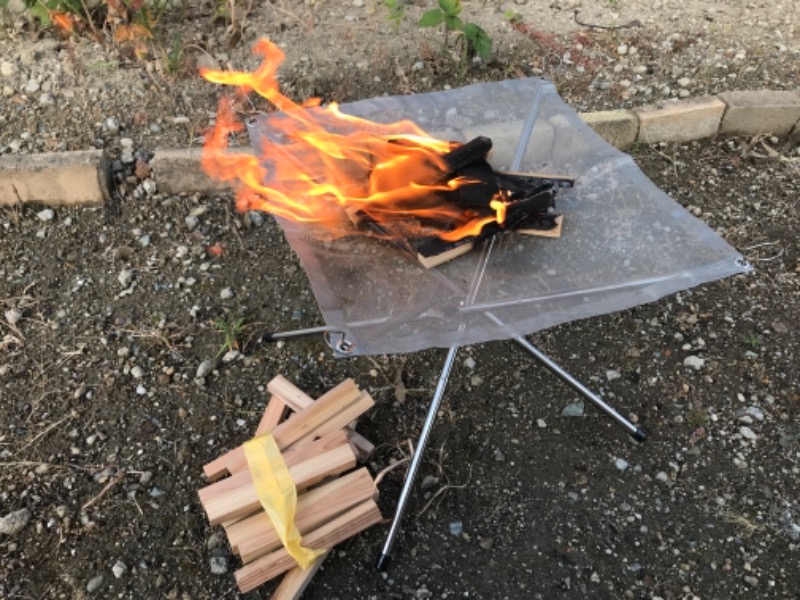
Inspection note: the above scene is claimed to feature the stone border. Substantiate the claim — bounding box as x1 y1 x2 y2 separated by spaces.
1 89 799 206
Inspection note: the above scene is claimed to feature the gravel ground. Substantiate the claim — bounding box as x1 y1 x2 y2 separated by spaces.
2 1 800 599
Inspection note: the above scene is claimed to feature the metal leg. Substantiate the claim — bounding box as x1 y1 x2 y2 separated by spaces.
375 345 459 571
512 336 647 442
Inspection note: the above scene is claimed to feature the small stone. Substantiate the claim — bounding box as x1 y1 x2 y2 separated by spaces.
561 401 585 417
743 575 759 587
0 60 18 78
130 366 144 379
420 475 439 490
185 215 199 231
220 287 234 300
136 384 147 396
448 521 463 536
617 44 628 55
112 560 127 578
37 208 55 221
606 369 622 381
121 149 135 164
5 307 22 326
0 508 31 535
478 537 494 549
683 355 705 370
106 117 120 133
738 406 765 422
222 350 241 363
463 357 476 369
86 575 104 593
196 359 215 379
209 556 229 575
537 418 547 428
740 426 757 441
677 77 691 88
120 137 134 149
118 269 134 288
614 458 629 471
25 79 40 93
655 471 669 482
38 93 53 105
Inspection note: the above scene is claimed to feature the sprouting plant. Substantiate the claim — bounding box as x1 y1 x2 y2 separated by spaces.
383 0 404 31
741 333 762 349
419 0 492 75
165 33 184 72
215 316 244 356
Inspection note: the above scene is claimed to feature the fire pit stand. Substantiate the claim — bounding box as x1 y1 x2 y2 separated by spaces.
247 78 750 571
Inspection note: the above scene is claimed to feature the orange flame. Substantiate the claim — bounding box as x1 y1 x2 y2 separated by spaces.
200 39 504 241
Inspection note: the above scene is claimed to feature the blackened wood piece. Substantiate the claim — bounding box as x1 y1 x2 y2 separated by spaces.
439 136 493 175
416 235 475 269
445 158 499 210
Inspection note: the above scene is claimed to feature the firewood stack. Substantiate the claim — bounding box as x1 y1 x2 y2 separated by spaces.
197 375 381 596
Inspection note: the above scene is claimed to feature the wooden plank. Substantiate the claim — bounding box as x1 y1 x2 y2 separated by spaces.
288 392 374 451
271 553 329 600
266 375 317 412
517 214 563 238
235 499 383 593
198 444 357 526
232 467 374 563
256 395 289 436
281 429 350 470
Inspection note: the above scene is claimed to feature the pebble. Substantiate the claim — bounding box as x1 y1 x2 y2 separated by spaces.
131 366 144 379
463 357 476 369
738 406 765 422
448 521 463 537
420 474 439 490
617 44 628 55
0 59 18 78
38 93 53 105
118 269 134 288
606 369 622 381
185 215 199 230
677 77 692 88
112 560 127 578
37 208 55 221
209 556 229 574
120 137 134 149
220 287 234 300
740 426 758 440
86 574 104 593
222 350 242 363
743 575 759 587
106 117 120 133
0 508 31 535
25 79 40 93
5 307 22 326
536 418 546 428
683 355 705 370
655 471 669 482
196 359 216 379
614 458 629 471
561 400 585 417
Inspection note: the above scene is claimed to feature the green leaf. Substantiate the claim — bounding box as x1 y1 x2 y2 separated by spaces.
29 2 51 25
463 23 492 60
443 14 463 31
418 8 444 27
438 0 460 16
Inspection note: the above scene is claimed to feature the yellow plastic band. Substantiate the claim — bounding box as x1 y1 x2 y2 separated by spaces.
243 434 326 568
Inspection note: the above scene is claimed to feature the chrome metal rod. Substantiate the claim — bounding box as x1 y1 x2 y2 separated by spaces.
260 325 332 341
512 335 646 441
376 345 459 571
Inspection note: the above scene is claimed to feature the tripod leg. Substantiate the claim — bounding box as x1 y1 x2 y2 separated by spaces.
513 336 647 442
376 345 459 571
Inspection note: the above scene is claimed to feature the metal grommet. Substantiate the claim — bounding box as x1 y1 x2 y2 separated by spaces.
323 331 356 356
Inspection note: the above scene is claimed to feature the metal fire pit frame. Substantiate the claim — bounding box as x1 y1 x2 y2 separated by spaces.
246 78 751 569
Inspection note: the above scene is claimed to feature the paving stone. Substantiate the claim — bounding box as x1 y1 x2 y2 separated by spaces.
580 109 639 150
718 90 800 136
152 147 251 195
0 150 104 206
634 96 726 144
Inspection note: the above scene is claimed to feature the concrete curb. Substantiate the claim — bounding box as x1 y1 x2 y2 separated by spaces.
1 89 798 206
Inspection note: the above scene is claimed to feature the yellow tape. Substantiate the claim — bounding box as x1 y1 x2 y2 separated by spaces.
243 434 326 568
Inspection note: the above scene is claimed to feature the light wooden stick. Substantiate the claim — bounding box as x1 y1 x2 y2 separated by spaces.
235 499 383 593
256 395 289 436
287 392 374 451
231 467 374 563
198 444 357 526
271 553 329 600
203 379 363 481
266 375 316 412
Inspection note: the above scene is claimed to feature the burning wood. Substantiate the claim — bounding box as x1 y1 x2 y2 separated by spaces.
200 38 575 269
197 375 381 595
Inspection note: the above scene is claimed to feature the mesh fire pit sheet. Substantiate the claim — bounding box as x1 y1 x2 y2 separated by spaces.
247 78 749 356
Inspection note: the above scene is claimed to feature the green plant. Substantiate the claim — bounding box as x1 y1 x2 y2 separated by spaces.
384 0 404 31
741 333 762 349
1 0 85 28
215 316 244 356
419 0 492 72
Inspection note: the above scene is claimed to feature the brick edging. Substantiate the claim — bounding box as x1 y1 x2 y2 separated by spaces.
1 89 799 206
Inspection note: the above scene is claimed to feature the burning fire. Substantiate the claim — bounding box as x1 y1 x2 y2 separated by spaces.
200 39 505 242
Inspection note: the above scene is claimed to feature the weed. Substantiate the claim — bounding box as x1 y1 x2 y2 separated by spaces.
383 0 404 31
418 0 492 76
741 333 762 349
215 316 244 356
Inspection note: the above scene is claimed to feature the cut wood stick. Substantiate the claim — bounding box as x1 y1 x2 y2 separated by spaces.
202 379 362 481
256 395 289 436
235 499 383 593
267 376 375 461
287 392 374 451
198 444 357 526
229 467 374 562
266 375 317 412
271 553 329 600
281 429 350 470
266 379 361 451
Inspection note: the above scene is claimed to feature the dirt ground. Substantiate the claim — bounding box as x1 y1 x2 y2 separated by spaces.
2 1 800 599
